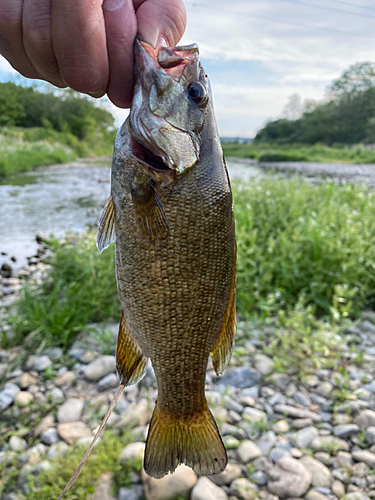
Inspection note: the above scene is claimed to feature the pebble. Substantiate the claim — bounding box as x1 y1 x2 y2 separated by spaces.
57 421 92 444
242 407 266 422
55 370 76 386
305 490 330 500
83 355 116 381
354 410 375 429
57 398 84 423
118 486 144 500
237 441 262 463
272 420 289 433
119 442 145 463
331 480 345 497
209 462 243 487
366 426 375 444
191 477 228 500
274 404 321 421
217 367 261 389
229 478 258 500
268 457 312 498
97 373 119 392
14 391 34 406
40 428 59 445
0 383 20 411
352 450 375 468
300 456 333 487
89 472 116 500
141 464 197 500
294 425 319 448
33 415 55 437
310 435 350 451
32 356 52 372
9 435 27 452
333 424 360 438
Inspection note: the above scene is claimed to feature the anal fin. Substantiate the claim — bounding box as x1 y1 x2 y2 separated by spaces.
144 401 227 479
96 194 116 253
117 311 148 385
210 274 236 375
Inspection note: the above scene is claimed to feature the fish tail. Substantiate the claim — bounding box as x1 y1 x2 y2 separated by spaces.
144 400 227 479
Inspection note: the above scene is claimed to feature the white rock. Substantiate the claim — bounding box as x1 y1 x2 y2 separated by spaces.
209 462 242 486
57 398 84 423
141 464 197 500
229 478 258 500
14 391 34 406
119 442 145 463
57 421 92 444
32 355 52 372
83 356 116 381
242 407 266 423
268 456 312 499
300 456 333 487
295 426 319 448
191 477 228 500
9 435 27 452
354 410 375 429
237 440 262 463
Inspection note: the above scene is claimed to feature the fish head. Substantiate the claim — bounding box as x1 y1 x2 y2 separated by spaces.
129 37 212 179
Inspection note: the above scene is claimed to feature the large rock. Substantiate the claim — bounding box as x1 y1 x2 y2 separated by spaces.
141 464 197 500
237 441 262 463
268 457 312 498
216 367 260 389
191 477 227 500
83 355 116 381
57 398 84 423
300 456 333 487
57 421 92 444
354 410 375 429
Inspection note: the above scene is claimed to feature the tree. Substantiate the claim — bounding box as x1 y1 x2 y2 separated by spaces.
328 62 375 98
282 93 303 121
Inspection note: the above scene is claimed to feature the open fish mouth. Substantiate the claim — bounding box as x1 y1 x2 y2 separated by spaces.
131 136 174 174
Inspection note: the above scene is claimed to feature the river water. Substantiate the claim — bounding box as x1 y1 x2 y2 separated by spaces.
0 158 262 270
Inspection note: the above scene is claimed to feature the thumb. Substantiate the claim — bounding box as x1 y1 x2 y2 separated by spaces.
135 0 186 48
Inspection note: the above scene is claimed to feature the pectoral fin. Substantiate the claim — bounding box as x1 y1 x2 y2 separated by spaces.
96 195 116 253
210 275 236 375
132 179 169 241
117 311 148 385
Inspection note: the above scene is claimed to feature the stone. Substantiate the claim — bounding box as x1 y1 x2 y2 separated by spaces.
141 464 197 500
336 451 353 466
32 355 52 372
115 400 151 429
295 426 319 448
88 472 116 500
223 395 244 414
294 392 312 407
366 426 375 444
358 320 375 332
289 447 303 458
191 477 228 500
345 493 365 500
250 470 267 486
292 418 313 429
44 347 63 361
97 373 119 392
229 478 258 500
47 442 69 459
118 486 144 500
268 456 312 498
310 436 350 452
14 391 34 406
354 410 375 429
242 407 266 423
83 355 116 381
55 371 76 386
274 404 321 421
300 456 333 487
315 382 333 397
352 462 369 477
333 424 360 438
47 387 64 401
314 452 332 466
223 435 239 449
352 450 375 468
0 383 20 411
272 420 289 433
9 435 27 452
331 480 345 497
252 455 273 472
57 421 92 444
57 398 84 423
119 442 145 463
236 441 262 463
305 490 330 500
216 367 260 389
209 462 242 487
40 428 59 445
256 431 276 455
18 373 38 389
268 393 286 406
254 354 274 376
34 415 55 437
269 448 290 461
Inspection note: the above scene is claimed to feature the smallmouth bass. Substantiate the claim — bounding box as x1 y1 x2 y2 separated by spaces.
59 37 236 496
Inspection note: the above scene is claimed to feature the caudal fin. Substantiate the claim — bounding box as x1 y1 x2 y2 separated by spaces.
144 401 227 479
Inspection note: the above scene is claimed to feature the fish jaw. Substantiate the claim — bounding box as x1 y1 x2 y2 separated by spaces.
129 38 210 175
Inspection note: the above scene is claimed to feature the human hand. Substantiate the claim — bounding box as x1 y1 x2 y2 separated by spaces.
0 0 186 107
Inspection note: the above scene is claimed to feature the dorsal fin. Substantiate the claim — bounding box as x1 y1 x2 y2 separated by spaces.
96 195 116 253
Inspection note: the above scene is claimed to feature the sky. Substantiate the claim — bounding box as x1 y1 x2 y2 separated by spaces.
1 0 375 137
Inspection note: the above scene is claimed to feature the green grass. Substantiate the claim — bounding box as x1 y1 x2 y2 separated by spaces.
3 177 375 353
222 141 375 164
24 431 140 500
0 126 115 177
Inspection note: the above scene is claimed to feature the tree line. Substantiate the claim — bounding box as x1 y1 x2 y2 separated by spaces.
255 62 375 145
0 81 114 140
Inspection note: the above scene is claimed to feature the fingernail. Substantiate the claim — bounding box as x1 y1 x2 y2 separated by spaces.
102 0 125 11
156 36 168 49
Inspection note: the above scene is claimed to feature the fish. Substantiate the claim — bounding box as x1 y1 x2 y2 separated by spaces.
58 36 236 497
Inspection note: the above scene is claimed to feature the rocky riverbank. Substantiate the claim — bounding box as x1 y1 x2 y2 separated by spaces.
2 241 375 500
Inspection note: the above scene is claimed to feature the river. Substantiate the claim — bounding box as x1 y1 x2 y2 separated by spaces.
0 158 263 270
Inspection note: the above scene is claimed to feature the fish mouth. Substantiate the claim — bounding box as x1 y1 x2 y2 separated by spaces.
131 136 175 174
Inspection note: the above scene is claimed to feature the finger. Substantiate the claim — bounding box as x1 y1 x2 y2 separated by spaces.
135 0 186 48
22 0 65 88
103 0 137 108
51 0 108 96
0 0 39 79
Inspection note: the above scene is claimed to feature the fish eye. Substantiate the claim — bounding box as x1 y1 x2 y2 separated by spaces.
187 82 207 105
